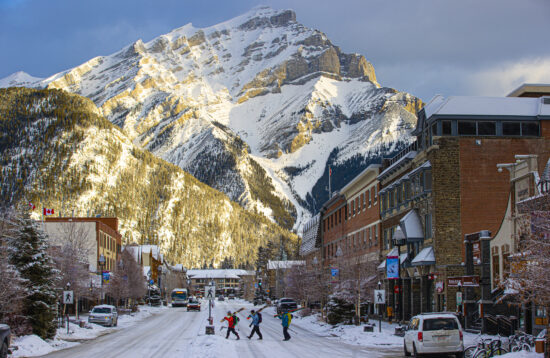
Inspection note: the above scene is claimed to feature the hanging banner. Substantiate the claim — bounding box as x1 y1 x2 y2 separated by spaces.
386 257 399 279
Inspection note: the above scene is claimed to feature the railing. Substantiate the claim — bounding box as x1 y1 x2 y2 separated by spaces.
387 140 418 167
539 180 550 194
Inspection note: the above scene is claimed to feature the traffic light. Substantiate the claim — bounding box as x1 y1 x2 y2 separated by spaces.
258 279 262 288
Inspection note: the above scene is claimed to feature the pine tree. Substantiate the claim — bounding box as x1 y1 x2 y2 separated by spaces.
6 209 59 339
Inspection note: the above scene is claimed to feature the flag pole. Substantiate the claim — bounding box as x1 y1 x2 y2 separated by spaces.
328 166 332 198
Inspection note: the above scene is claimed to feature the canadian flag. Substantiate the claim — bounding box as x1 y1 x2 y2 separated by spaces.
43 208 55 216
29 202 35 210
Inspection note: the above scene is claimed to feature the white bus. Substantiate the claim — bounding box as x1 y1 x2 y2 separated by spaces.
171 288 188 307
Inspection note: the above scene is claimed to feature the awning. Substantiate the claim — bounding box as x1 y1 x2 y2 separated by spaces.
411 246 435 266
400 209 424 242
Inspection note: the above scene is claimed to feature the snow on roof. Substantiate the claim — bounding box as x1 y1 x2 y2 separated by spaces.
300 214 320 256
186 269 253 279
400 210 424 241
267 260 305 270
424 95 549 119
140 245 161 260
123 245 140 263
411 246 435 266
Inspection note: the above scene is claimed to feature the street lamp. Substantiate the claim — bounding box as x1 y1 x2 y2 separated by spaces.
98 254 106 304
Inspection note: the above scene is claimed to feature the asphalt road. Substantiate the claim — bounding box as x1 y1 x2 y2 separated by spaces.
42 300 404 358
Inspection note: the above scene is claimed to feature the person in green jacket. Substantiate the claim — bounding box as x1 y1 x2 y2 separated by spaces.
277 309 292 341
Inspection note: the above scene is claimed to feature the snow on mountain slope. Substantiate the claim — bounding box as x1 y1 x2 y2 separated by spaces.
1 6 421 231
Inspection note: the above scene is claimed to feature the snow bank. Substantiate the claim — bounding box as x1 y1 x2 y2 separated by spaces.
11 305 168 357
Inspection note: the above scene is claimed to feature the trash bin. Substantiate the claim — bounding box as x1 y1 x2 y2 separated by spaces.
79 321 85 328
535 338 545 353
363 324 374 332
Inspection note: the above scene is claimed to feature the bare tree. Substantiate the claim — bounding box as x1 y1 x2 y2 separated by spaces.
49 221 94 319
285 264 311 307
334 254 378 325
120 249 146 306
507 191 549 355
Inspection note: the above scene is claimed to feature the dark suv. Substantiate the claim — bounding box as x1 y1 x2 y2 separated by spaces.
0 324 11 358
276 298 298 314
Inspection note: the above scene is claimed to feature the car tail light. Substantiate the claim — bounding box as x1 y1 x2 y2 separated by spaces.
459 331 463 341
418 332 423 342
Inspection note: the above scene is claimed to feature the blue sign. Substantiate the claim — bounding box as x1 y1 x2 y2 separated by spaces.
102 272 110 284
330 268 339 277
149 279 154 285
254 283 258 288
386 257 399 279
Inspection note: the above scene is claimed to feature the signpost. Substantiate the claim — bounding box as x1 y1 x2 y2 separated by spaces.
205 284 215 335
63 288 73 334
375 283 385 333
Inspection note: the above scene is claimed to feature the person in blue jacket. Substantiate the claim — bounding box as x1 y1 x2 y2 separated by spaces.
247 309 263 340
277 309 292 341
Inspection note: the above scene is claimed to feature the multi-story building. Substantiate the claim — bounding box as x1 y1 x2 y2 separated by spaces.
44 217 122 273
378 90 550 324
186 269 254 297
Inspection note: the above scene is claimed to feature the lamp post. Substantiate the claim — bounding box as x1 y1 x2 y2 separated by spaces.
378 280 382 333
98 254 106 304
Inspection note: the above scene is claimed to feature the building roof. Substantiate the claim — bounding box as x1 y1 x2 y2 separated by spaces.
507 83 550 98
339 164 382 196
300 214 321 256
267 260 305 270
423 95 550 120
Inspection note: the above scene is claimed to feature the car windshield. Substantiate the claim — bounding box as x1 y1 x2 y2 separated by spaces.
423 318 458 331
92 307 112 314
281 299 294 303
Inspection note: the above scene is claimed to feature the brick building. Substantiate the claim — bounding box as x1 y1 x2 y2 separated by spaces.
378 92 550 324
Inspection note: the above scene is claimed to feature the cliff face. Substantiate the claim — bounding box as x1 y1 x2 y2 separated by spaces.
1 7 421 229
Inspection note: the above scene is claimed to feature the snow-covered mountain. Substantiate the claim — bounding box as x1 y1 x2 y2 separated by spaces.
2 7 421 230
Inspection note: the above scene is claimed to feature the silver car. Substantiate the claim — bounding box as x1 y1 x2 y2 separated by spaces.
88 305 118 327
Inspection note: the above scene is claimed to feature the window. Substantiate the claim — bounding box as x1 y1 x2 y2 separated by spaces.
375 224 378 246
384 230 388 250
441 120 452 135
356 198 359 213
431 123 437 135
522 122 539 136
361 194 364 210
352 201 355 216
458 121 476 135
503 122 521 136
368 189 372 207
424 214 432 239
424 170 432 191
478 121 496 135
423 318 458 331
374 186 377 204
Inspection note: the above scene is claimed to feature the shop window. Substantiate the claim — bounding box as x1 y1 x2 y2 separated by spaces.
442 120 452 135
458 121 477 135
478 121 496 135
521 122 539 136
492 252 500 287
503 122 521 136
424 170 432 191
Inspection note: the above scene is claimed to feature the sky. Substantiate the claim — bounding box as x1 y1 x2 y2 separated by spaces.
1 0 549 101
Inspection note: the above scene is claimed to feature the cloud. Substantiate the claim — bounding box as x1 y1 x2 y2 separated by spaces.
468 58 550 96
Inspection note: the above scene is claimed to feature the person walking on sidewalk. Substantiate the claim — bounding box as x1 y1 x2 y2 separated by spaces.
222 311 240 340
247 310 263 340
277 309 292 341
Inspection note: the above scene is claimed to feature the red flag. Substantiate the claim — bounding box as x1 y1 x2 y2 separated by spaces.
43 208 55 216
29 202 35 210
329 166 332 177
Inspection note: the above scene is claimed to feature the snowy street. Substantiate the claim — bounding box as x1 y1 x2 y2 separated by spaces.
40 300 403 358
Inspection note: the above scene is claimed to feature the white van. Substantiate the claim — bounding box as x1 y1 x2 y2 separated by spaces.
404 313 464 357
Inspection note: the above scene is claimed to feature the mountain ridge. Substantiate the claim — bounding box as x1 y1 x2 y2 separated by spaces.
1 7 422 230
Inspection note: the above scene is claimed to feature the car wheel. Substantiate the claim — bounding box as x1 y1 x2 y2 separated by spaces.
114 319 118 327
455 352 464 358
404 340 411 356
1 340 8 358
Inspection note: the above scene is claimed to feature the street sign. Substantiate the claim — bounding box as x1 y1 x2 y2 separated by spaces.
149 279 154 285
456 291 463 305
374 289 385 304
204 285 216 300
63 290 74 304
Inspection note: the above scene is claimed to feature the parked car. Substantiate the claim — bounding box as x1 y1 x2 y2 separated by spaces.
88 305 118 327
218 295 225 301
253 296 264 306
277 297 298 314
0 324 10 358
187 298 201 312
404 313 464 357
147 295 162 307
228 294 235 300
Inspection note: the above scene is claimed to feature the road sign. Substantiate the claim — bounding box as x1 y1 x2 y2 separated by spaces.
204 285 216 300
149 279 154 285
374 289 385 304
63 290 74 304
